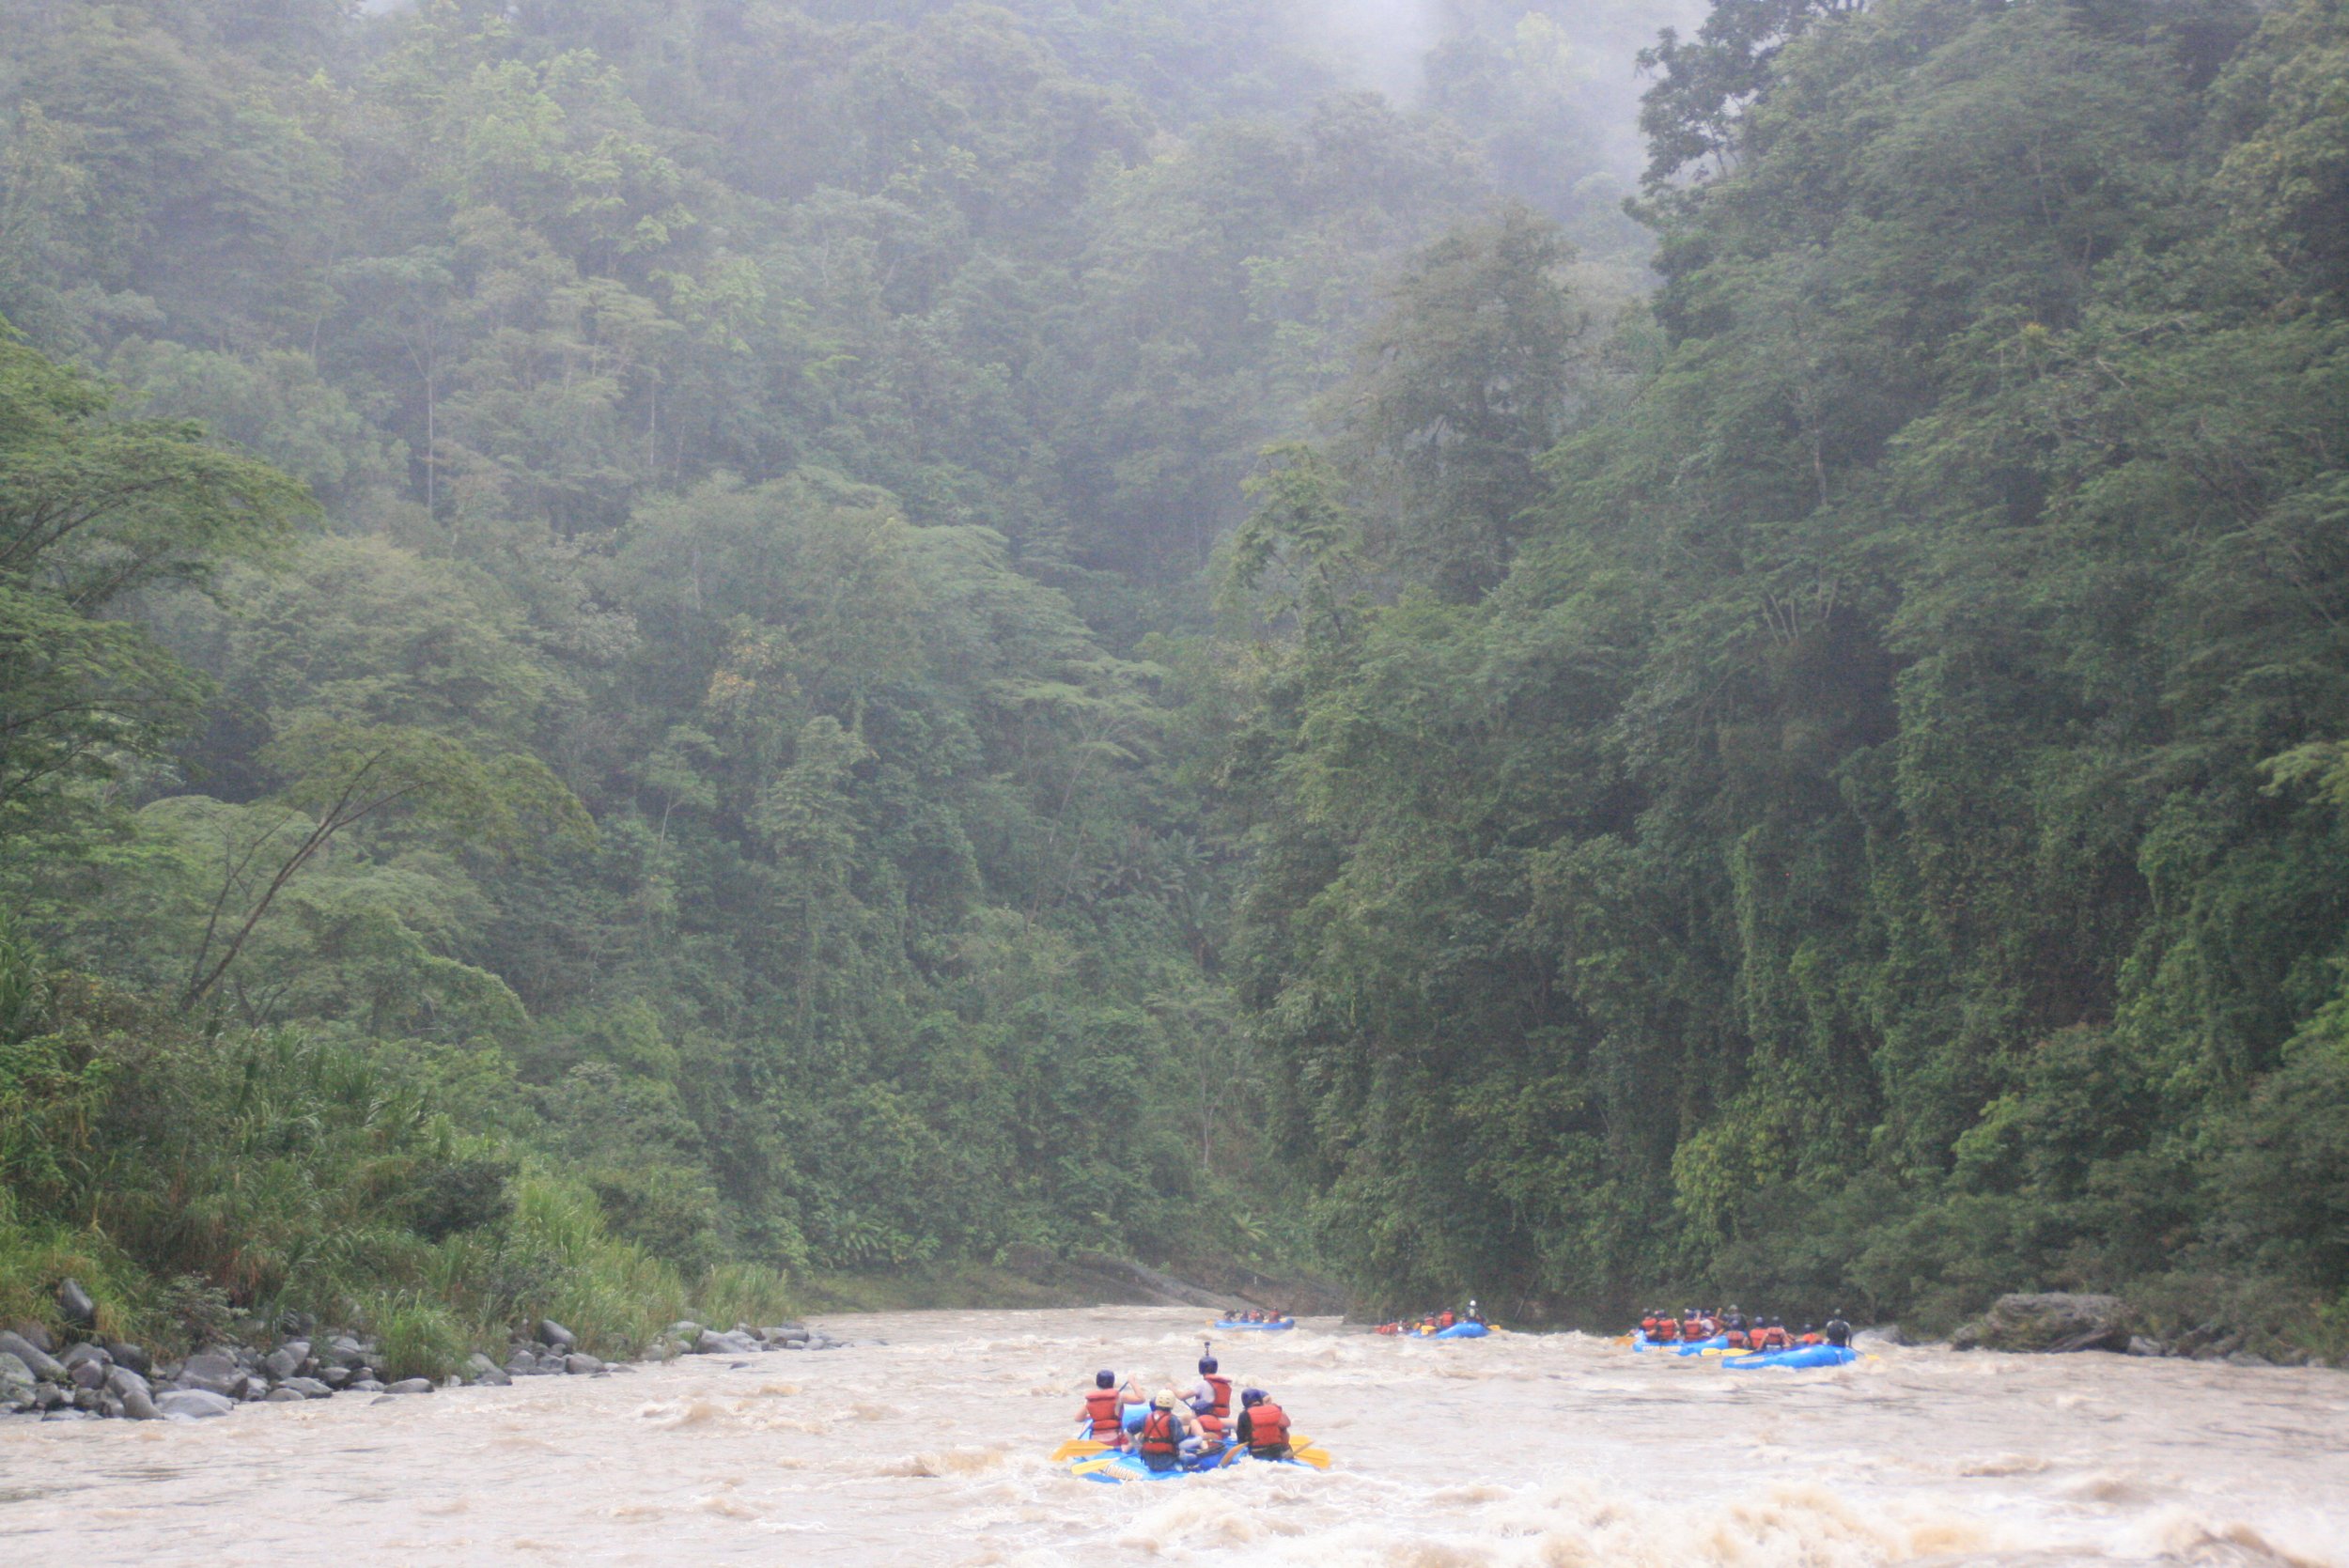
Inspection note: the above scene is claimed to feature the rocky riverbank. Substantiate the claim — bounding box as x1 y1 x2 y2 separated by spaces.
0 1279 850 1424
1948 1292 2332 1367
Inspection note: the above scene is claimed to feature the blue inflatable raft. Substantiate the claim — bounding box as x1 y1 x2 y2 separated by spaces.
1073 1449 1313 1484
1673 1335 1731 1356
1213 1318 1295 1331
1433 1321 1490 1339
1724 1344 1858 1371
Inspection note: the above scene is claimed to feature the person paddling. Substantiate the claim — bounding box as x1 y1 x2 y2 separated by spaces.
1189 1352 1234 1436
1138 1389 1209 1472
1824 1310 1853 1348
1078 1370 1131 1448
1236 1388 1292 1460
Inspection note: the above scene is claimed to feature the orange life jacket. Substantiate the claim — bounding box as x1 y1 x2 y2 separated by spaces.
1756 1327 1792 1350
1640 1316 1660 1339
1438 1311 1455 1327
1203 1373 1233 1419
1725 1328 1749 1349
1245 1402 1291 1454
1680 1319 1706 1341
1083 1389 1124 1439
1800 1332 1823 1346
1139 1409 1181 1465
1199 1410 1225 1438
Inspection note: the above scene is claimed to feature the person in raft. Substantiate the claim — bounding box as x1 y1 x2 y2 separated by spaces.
1187 1355 1235 1440
1235 1388 1292 1460
1824 1310 1853 1348
1078 1370 1139 1449
1137 1389 1211 1472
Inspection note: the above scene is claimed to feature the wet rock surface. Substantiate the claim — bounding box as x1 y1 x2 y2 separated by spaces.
2 1291 852 1426
1952 1293 2133 1354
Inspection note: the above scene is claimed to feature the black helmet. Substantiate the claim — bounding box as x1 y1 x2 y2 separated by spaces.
1241 1388 1267 1406
1199 1357 1218 1374
1096 1370 1115 1389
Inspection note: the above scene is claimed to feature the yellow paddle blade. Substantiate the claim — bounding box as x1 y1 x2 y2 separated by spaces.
1282 1436 1332 1469
1069 1453 1125 1476
1051 1438 1108 1462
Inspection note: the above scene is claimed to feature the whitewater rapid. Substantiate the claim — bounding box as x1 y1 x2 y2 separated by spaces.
2 1307 2342 1565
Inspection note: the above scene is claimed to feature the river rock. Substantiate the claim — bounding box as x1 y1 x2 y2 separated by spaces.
68 1358 107 1390
177 1351 250 1399
665 1321 704 1343
279 1376 333 1399
32 1382 66 1411
106 1342 151 1375
0 1331 65 1383
347 1379 385 1393
537 1319 576 1351
2127 1336 2165 1357
118 1386 161 1421
0 1352 36 1408
6 1322 54 1355
562 1353 603 1375
62 1341 111 1371
1951 1293 2133 1354
384 1377 434 1394
465 1355 511 1387
318 1365 351 1389
694 1327 759 1356
264 1387 306 1402
323 1335 367 1368
56 1279 96 1329
105 1365 151 1403
156 1389 237 1420
266 1342 311 1380
71 1387 105 1412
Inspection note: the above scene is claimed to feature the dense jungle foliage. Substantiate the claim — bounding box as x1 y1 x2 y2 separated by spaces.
3 0 2346 1358
0 0 1673 1351
1224 0 2349 1347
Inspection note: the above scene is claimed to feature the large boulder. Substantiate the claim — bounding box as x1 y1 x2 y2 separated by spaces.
176 1351 251 1399
0 1331 65 1384
155 1389 237 1421
265 1342 311 1381
1952 1293 2133 1354
537 1320 576 1351
55 1279 96 1329
0 1352 36 1408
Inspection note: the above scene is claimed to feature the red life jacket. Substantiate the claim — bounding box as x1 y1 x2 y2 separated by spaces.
1757 1327 1792 1350
1245 1402 1291 1454
1725 1328 1749 1350
1800 1332 1823 1346
1082 1389 1124 1439
1199 1410 1225 1438
1438 1311 1455 1328
1640 1316 1660 1339
1203 1374 1233 1419
1680 1319 1706 1341
1139 1409 1181 1464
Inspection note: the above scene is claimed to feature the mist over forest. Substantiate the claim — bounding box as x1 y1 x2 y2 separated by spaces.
2 0 2346 1369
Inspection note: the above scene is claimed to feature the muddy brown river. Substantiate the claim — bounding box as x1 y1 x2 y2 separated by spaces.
2 1308 2343 1564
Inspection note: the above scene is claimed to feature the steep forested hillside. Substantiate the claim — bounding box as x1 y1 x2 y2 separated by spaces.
1224 0 2349 1349
0 0 1666 1350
